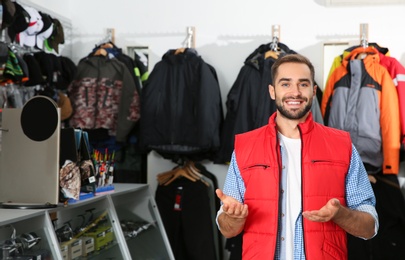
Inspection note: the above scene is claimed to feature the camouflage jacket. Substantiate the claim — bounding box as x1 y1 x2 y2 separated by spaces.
68 56 140 142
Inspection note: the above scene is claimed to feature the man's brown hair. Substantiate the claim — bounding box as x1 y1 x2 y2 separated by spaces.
271 54 315 86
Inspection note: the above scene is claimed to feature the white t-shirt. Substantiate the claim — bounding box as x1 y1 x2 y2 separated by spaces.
279 133 302 260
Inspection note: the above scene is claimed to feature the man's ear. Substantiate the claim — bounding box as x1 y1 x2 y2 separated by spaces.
313 85 318 97
269 85 275 100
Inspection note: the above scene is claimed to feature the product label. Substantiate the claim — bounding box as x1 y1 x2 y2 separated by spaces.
173 186 183 211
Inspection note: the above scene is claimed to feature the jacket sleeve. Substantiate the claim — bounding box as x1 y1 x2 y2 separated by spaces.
385 58 405 144
116 63 140 142
380 68 401 174
321 66 346 124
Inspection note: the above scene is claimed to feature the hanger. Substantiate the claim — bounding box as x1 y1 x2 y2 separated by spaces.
174 48 186 55
264 50 279 60
269 37 279 52
351 46 377 60
265 25 281 60
357 23 369 60
184 161 210 187
94 48 107 56
156 168 179 185
9 43 40 55
157 166 197 186
100 42 114 49
95 29 114 47
93 28 115 57
156 160 209 187
271 25 280 51
174 27 195 55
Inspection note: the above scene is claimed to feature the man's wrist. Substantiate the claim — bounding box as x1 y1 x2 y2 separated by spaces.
218 212 245 238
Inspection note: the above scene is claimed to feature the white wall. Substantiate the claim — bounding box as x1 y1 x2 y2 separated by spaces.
31 0 405 195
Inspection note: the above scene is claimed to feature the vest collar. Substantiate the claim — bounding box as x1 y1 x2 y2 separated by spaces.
268 112 314 136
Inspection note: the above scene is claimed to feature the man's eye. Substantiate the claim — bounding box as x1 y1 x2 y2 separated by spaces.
300 83 309 87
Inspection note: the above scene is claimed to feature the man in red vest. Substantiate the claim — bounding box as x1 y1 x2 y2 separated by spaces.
216 54 378 260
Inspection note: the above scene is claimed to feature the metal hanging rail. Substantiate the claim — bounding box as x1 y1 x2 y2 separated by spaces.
183 26 196 48
360 23 369 48
270 25 280 51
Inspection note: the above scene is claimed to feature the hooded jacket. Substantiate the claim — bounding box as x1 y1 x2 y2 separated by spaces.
139 48 223 162
326 44 405 144
322 46 400 174
68 55 140 142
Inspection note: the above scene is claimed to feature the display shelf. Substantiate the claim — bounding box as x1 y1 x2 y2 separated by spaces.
52 195 130 259
0 183 174 260
0 209 62 259
0 208 44 225
109 184 175 260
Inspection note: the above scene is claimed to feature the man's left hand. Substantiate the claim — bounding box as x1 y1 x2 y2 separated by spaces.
302 198 341 222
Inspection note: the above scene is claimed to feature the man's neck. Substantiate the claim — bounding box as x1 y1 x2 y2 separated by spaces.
275 112 308 139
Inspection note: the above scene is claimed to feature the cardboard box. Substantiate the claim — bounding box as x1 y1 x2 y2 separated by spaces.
70 239 82 259
59 243 68 259
104 226 114 246
60 238 82 260
84 228 108 251
80 236 95 256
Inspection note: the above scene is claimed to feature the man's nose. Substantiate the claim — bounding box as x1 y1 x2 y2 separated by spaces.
290 84 302 94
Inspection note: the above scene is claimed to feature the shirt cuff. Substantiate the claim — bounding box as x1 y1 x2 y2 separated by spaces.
356 204 379 239
216 205 224 230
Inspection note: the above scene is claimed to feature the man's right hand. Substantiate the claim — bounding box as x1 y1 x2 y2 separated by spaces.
216 189 248 238
216 189 249 219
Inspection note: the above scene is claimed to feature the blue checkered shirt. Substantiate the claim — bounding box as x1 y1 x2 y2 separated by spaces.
221 144 378 260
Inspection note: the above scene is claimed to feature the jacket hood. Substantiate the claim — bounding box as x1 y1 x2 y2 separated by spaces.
161 48 199 65
244 42 296 70
342 46 380 67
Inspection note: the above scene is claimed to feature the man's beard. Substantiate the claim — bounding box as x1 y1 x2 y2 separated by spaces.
275 95 312 120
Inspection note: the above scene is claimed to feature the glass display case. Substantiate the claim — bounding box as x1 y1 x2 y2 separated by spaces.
0 184 174 260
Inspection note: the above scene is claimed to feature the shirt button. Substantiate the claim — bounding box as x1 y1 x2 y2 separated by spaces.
282 165 285 169
281 237 285 241
281 189 284 193
282 213 285 217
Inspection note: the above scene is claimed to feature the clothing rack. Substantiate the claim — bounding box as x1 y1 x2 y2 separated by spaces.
270 24 280 51
8 43 40 55
106 28 115 44
182 26 196 48
360 23 369 48
96 28 115 47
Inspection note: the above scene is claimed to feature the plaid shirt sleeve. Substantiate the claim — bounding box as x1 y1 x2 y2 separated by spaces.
223 151 246 203
345 144 379 238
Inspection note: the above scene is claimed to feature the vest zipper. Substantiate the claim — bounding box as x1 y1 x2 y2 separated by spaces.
298 125 307 259
243 164 270 170
275 127 283 260
311 159 347 165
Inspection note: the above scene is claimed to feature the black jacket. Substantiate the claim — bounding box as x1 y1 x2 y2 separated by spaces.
139 48 223 162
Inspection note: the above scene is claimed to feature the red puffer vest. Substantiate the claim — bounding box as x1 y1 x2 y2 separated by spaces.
235 112 352 260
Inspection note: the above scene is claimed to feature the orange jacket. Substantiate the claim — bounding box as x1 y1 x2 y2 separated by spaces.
322 46 400 174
